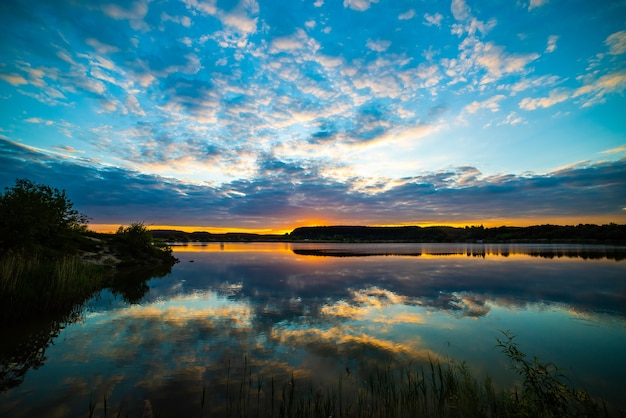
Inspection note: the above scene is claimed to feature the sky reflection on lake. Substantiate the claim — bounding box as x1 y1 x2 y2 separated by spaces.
2 243 625 417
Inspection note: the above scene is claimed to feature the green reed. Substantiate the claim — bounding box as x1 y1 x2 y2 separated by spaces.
0 252 106 320
128 333 614 417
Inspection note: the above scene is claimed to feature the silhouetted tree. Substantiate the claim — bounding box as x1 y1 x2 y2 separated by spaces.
0 179 88 253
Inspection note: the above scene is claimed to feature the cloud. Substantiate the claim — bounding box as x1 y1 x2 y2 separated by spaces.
161 12 192 28
473 41 539 79
398 9 415 20
343 0 378 12
0 73 28 86
519 88 569 110
605 30 626 55
2 138 624 228
601 145 626 154
498 111 524 126
423 12 443 27
451 0 470 21
24 117 54 125
573 70 626 107
183 0 258 36
464 94 506 114
508 75 562 94
101 0 150 31
366 39 391 52
545 35 558 53
528 0 549 11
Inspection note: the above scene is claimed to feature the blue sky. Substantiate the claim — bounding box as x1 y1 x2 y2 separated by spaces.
1 0 625 232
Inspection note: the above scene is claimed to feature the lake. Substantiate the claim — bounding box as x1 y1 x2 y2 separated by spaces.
1 243 625 417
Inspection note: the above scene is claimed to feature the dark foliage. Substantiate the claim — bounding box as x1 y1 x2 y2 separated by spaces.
0 179 88 254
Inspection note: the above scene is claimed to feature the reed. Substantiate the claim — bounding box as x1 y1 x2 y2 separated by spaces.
99 337 607 418
0 252 106 320
79 340 615 417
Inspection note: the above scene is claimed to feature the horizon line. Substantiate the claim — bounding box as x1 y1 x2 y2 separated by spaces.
88 220 624 235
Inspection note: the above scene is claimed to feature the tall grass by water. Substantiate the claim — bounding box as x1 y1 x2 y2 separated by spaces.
83 332 614 418
0 252 105 321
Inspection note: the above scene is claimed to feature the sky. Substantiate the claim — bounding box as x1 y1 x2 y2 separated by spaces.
1 0 625 233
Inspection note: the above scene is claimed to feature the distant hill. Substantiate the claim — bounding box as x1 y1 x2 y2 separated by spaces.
151 224 626 244
289 224 626 244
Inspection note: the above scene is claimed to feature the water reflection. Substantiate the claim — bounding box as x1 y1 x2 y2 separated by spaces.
1 243 625 416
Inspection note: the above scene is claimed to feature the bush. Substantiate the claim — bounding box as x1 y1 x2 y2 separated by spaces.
113 222 174 265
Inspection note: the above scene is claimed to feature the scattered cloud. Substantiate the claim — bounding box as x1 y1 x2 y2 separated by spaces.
0 73 28 86
398 9 415 20
423 13 443 27
519 88 569 110
451 0 470 21
545 35 558 53
366 39 391 52
573 70 626 107
601 145 626 154
528 0 549 11
498 111 524 126
605 30 626 55
343 0 378 11
464 94 506 114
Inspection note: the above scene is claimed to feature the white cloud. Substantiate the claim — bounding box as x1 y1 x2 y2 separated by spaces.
85 38 120 55
125 94 146 116
573 70 626 107
0 73 28 86
183 0 258 37
451 0 470 21
25 117 54 125
600 145 626 154
545 35 558 53
161 12 192 27
398 9 415 20
423 13 443 27
519 88 569 110
528 0 549 11
314 0 324 7
464 94 506 114
498 112 524 126
101 0 150 31
182 0 217 15
366 39 391 52
305 20 316 29
343 0 378 12
605 30 626 55
270 29 320 53
508 75 562 94
473 41 539 79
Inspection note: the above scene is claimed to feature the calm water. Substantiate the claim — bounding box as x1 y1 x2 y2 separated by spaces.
1 243 625 417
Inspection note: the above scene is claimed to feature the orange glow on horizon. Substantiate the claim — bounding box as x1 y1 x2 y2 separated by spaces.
88 216 622 235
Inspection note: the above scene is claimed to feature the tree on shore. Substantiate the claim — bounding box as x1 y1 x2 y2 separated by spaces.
0 179 88 254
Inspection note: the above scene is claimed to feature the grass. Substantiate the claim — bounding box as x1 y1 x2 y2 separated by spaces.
0 251 106 321
82 332 618 418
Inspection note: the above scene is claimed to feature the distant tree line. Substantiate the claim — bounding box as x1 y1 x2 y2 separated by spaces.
288 224 626 244
153 224 625 244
